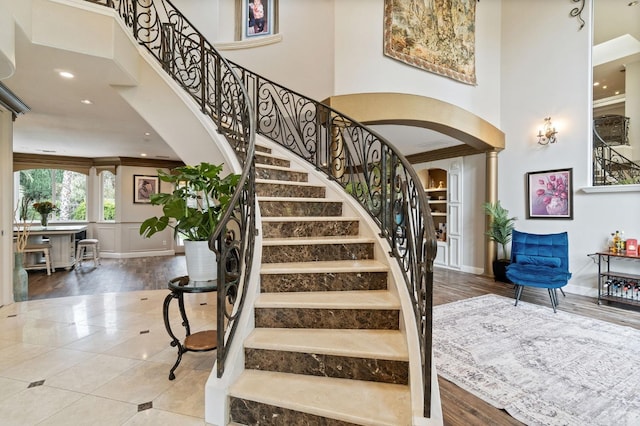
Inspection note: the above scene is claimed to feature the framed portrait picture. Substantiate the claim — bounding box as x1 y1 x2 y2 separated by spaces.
237 0 276 39
526 168 573 220
134 175 158 204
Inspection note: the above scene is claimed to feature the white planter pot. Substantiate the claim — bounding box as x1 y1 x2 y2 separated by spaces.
184 240 217 281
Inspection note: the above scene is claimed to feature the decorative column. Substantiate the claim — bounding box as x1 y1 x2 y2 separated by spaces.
485 149 499 277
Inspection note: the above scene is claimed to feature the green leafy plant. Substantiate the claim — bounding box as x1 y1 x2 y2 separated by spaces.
139 162 240 241
483 201 516 260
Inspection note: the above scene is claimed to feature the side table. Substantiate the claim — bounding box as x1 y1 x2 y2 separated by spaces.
162 275 218 380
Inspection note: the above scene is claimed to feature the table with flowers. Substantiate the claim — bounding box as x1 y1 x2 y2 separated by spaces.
14 225 88 271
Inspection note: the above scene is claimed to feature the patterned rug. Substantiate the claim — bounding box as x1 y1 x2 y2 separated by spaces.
433 294 640 426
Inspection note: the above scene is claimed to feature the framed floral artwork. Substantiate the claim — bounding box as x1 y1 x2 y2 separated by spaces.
526 168 573 219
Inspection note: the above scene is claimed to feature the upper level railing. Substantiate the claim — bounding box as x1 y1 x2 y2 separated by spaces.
85 0 436 417
593 127 640 185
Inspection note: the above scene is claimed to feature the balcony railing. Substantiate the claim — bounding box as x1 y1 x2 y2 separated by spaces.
86 0 436 417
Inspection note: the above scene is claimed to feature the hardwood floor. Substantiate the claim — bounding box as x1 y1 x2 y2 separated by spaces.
22 257 640 425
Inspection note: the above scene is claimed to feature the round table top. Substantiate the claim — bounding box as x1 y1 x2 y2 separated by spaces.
168 276 217 293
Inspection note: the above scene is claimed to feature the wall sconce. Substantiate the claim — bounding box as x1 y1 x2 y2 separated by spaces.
537 117 558 145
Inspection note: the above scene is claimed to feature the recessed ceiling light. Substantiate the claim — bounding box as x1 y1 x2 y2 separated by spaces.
602 85 608 89
59 71 75 79
593 82 600 86
140 153 147 157
628 1 639 7
80 99 92 105
144 132 151 136
615 91 620 95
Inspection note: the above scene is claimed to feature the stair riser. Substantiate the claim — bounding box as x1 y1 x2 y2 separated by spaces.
256 154 290 168
256 167 308 182
230 398 359 426
256 182 325 198
262 243 373 263
260 272 387 292
255 308 399 330
245 349 408 385
260 201 343 217
256 145 271 154
262 220 359 238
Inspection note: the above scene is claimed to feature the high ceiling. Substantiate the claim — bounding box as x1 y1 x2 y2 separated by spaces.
3 1 638 161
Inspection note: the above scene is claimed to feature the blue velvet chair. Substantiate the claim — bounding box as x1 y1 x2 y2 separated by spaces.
505 230 572 312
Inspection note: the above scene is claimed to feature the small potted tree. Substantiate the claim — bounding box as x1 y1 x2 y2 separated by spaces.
483 201 516 283
140 162 240 281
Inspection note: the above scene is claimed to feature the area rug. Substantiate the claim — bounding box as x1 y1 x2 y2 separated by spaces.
433 294 640 426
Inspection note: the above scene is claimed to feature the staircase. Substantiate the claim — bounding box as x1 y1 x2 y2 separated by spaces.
228 143 412 425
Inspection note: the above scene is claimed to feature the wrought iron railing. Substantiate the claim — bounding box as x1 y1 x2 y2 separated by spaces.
233 68 437 416
593 128 640 185
85 0 436 417
84 0 256 378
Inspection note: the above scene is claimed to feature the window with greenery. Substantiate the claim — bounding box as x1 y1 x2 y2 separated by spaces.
102 171 116 221
16 169 87 222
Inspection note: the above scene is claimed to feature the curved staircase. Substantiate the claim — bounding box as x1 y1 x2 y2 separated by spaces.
228 143 412 425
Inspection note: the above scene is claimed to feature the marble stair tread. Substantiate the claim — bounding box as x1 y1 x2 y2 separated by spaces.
262 235 375 245
256 178 324 188
255 290 400 309
245 328 408 361
230 370 411 426
260 259 388 274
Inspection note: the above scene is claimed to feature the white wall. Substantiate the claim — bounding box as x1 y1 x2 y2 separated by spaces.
333 0 502 127
500 0 640 296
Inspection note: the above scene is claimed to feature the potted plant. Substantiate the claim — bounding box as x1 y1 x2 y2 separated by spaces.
140 162 240 281
483 201 516 283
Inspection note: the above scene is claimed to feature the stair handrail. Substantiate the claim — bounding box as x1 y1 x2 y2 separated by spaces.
593 128 640 185
85 0 436 417
84 0 257 378
229 65 438 417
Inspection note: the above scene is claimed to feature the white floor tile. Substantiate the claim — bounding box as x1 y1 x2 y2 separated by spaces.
0 385 83 426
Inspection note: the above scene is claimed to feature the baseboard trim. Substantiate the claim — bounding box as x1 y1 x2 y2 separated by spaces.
100 250 176 259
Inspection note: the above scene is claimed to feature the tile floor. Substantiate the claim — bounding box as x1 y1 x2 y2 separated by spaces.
0 289 217 425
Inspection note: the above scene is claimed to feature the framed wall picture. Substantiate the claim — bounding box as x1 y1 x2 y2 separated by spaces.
134 175 158 204
237 0 276 39
526 168 573 219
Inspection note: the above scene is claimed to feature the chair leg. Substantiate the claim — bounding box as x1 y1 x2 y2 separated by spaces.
559 288 566 297
43 248 51 276
548 288 557 313
514 285 524 306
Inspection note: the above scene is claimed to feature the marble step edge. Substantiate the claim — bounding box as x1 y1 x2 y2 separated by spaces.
244 328 408 361
229 370 411 426
262 236 375 246
261 216 360 223
260 259 388 274
255 290 400 309
257 196 342 203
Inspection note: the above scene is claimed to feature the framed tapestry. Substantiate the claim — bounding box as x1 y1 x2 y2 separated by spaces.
383 0 477 85
526 168 573 220
134 175 158 204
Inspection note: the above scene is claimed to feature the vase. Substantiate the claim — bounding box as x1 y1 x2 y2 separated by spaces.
184 240 217 281
40 213 48 227
13 253 28 302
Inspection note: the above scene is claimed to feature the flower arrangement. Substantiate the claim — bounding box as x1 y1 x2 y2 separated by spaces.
532 172 569 216
33 201 58 215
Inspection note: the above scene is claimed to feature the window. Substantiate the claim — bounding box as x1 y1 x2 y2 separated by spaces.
101 171 116 221
16 169 87 222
